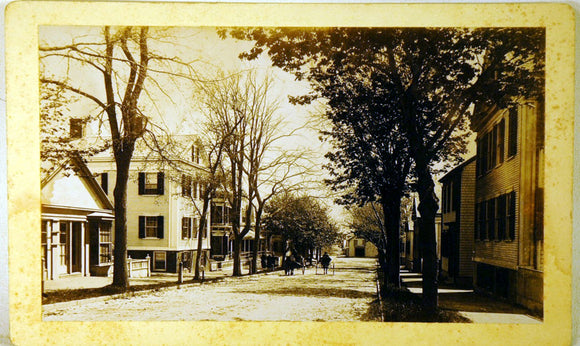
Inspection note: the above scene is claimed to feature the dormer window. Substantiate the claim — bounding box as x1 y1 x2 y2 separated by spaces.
192 145 200 164
70 118 84 139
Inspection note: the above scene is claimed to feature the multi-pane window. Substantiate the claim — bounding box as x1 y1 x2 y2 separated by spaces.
181 175 192 197
508 108 518 157
145 173 157 191
70 118 84 139
182 217 192 239
212 204 230 224
507 191 516 240
475 191 516 242
59 222 67 266
192 145 200 164
139 216 164 239
99 222 112 263
477 118 507 177
486 199 495 240
497 119 505 165
41 221 48 270
496 194 506 240
475 202 484 240
154 251 166 270
138 172 164 195
146 218 158 238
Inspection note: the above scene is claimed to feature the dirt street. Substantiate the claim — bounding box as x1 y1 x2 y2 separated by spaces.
43 257 379 322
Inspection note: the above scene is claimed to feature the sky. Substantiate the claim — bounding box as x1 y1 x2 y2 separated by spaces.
39 25 341 216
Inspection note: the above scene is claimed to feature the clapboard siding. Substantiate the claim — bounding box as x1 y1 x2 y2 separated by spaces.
458 160 476 277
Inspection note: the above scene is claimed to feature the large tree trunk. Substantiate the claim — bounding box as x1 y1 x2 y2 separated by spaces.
111 147 134 290
415 160 439 311
383 196 402 288
194 194 211 280
232 235 242 276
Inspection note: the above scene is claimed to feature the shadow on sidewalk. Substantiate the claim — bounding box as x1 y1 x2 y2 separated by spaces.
401 270 538 317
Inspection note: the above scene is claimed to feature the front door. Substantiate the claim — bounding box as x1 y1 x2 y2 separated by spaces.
71 222 82 273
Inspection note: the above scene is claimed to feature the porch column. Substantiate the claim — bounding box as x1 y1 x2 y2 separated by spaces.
82 222 88 276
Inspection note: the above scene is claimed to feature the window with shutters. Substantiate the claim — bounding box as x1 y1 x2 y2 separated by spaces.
139 172 164 195
139 216 164 239
476 118 506 177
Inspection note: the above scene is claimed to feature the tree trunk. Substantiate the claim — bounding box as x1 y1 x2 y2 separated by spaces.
250 207 263 275
232 235 242 276
111 147 133 290
383 197 402 288
415 161 439 311
194 194 211 280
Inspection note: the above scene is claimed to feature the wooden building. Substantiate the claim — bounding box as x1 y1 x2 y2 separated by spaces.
471 99 544 312
439 157 476 286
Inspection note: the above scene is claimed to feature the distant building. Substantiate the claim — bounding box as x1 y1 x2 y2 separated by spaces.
344 235 378 258
439 157 476 286
471 99 544 312
41 156 114 280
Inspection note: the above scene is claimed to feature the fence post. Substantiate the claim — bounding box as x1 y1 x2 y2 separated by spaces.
128 256 132 278
145 254 151 277
178 261 183 284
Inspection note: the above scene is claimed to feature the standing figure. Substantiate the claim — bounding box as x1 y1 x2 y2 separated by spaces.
320 252 332 275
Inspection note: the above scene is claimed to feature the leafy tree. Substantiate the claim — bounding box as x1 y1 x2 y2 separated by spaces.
224 27 544 309
263 193 340 261
40 83 109 176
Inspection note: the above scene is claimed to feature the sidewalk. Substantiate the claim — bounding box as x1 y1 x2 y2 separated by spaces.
400 269 542 324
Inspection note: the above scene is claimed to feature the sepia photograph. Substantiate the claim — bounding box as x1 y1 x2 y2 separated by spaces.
5 2 575 344
38 25 546 323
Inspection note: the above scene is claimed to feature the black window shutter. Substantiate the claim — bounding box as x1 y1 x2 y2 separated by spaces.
101 173 108 195
181 175 186 196
157 172 164 195
138 173 145 195
139 216 145 238
157 216 164 238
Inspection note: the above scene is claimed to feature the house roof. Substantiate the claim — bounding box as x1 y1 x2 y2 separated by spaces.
438 156 476 184
42 155 114 211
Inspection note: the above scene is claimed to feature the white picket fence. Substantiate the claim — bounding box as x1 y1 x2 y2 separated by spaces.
127 255 151 278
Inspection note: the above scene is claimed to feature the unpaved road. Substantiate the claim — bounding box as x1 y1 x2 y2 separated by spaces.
43 257 379 321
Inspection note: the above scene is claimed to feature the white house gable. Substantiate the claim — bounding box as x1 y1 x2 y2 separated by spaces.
42 168 104 210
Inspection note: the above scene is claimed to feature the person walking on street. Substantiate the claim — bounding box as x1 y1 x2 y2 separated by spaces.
320 252 332 275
